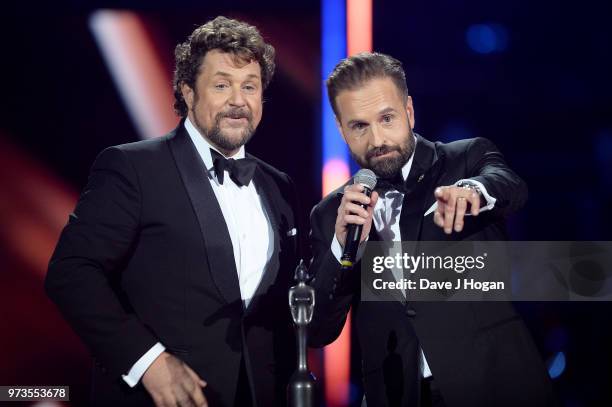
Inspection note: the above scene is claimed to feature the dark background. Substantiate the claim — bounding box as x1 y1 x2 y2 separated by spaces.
1 1 611 406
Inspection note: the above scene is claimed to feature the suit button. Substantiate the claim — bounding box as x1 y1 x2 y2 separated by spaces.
405 306 417 317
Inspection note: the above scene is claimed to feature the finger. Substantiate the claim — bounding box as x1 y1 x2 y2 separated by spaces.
151 394 164 407
175 383 196 407
443 195 456 234
344 214 367 225
434 200 446 227
433 209 444 228
362 202 377 241
454 197 467 232
175 364 197 395
434 187 443 199
188 382 207 407
184 364 207 388
344 202 369 218
183 375 206 407
369 191 379 208
343 190 371 206
469 192 481 216
177 397 196 407
435 198 445 217
346 183 364 193
366 202 375 218
435 186 450 202
160 394 177 407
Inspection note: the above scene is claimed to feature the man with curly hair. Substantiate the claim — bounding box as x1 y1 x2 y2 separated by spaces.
46 16 300 407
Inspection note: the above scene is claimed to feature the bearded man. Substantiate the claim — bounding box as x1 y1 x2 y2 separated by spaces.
46 16 299 407
308 52 556 407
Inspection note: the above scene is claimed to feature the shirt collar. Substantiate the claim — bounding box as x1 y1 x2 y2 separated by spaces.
184 117 246 172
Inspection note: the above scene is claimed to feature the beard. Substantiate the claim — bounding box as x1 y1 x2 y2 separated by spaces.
350 128 416 178
191 98 256 153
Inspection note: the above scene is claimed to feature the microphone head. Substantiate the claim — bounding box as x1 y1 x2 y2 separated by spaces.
353 169 377 190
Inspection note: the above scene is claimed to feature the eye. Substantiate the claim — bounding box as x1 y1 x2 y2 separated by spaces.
353 122 368 131
214 83 229 90
243 83 258 93
382 114 393 123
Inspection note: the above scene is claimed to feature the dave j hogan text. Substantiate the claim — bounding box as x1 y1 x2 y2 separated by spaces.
372 278 505 292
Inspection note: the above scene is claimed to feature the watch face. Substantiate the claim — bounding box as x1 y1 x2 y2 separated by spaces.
458 182 482 196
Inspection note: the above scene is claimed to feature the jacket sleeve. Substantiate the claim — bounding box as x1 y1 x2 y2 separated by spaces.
307 200 358 348
45 146 158 380
466 137 528 217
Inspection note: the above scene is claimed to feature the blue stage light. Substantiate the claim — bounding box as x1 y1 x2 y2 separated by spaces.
548 351 566 379
466 23 509 54
438 122 473 143
322 0 349 169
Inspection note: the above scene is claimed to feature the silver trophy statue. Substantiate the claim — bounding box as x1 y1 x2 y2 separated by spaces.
287 260 317 407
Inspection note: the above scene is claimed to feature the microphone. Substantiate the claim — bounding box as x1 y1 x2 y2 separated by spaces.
340 169 377 269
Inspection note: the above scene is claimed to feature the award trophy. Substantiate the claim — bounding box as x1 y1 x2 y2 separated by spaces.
287 260 317 407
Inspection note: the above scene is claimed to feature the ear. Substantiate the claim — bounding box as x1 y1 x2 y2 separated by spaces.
335 116 348 144
181 82 195 111
405 95 415 130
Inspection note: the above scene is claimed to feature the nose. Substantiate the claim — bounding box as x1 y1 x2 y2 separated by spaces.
228 85 246 107
368 124 384 148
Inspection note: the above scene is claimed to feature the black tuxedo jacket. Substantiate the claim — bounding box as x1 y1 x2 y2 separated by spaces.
308 136 556 407
45 122 300 406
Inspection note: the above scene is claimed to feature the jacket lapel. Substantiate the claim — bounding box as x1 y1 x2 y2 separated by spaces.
400 134 445 243
168 125 242 305
245 164 282 312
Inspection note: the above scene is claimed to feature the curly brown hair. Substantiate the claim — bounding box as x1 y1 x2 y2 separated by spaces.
173 16 276 117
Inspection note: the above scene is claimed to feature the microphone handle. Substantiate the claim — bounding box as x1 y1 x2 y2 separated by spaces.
340 186 372 269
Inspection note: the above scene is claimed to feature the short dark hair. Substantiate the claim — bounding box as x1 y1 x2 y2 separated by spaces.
173 16 276 117
326 52 409 118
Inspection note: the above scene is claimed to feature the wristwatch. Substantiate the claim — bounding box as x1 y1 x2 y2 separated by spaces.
456 180 482 197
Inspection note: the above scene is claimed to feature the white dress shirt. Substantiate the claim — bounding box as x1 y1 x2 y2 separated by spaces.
330 136 496 378
122 117 273 387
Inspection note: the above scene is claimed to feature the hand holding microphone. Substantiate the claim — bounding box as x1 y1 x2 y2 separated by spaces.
335 169 379 269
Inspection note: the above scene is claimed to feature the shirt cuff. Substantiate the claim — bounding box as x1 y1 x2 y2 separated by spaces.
122 342 166 387
424 179 497 217
330 233 368 264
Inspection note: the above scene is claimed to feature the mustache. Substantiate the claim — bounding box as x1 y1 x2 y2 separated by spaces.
216 108 252 121
366 145 401 161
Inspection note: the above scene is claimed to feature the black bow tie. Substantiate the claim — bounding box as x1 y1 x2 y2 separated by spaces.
375 172 407 194
210 149 257 187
